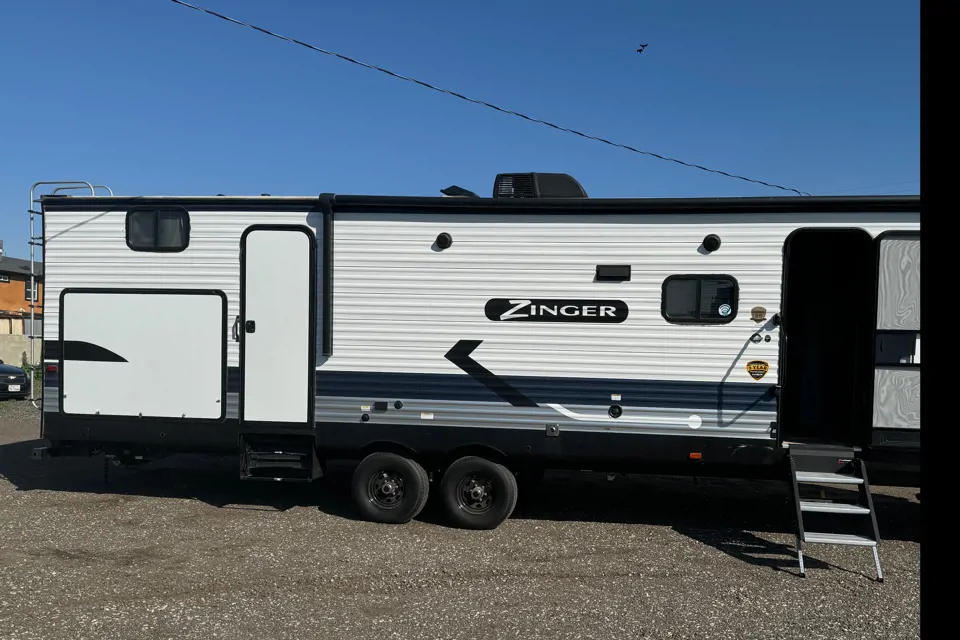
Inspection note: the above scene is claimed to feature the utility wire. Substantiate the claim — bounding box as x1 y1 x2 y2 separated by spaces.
169 0 810 196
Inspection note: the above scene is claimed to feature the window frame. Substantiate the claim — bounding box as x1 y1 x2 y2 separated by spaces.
25 280 39 302
125 206 191 253
660 274 740 325
0 275 9 283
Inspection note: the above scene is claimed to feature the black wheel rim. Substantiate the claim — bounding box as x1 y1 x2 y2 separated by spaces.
455 474 495 514
367 469 406 509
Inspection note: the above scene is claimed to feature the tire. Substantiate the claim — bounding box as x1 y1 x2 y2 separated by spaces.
351 452 430 524
439 456 519 530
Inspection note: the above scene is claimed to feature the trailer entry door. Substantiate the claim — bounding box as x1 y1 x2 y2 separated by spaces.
778 228 875 446
240 225 316 431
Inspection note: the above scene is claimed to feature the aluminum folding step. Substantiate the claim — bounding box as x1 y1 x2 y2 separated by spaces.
788 455 883 582
804 532 877 546
799 500 871 515
795 471 863 485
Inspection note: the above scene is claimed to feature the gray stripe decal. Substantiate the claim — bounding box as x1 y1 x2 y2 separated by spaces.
45 389 774 437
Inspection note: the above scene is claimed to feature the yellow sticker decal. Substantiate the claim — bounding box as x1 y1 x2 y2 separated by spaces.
746 360 769 380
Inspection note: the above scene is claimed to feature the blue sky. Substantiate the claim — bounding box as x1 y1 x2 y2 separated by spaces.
0 1 919 257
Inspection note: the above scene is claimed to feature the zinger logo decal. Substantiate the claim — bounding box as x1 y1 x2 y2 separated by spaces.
484 299 629 323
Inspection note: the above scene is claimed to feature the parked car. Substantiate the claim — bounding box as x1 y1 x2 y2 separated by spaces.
0 360 29 400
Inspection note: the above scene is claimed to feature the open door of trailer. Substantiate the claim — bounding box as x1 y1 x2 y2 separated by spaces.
871 232 920 449
239 225 317 433
778 228 875 446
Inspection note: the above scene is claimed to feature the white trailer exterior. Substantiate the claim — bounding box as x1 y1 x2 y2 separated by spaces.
33 183 920 536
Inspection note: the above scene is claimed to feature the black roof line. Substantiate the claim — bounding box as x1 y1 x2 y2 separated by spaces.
39 193 920 215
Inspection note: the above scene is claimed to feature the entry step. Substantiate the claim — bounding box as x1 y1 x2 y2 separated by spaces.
795 471 863 485
799 500 870 515
783 441 861 453
804 532 877 547
240 434 320 482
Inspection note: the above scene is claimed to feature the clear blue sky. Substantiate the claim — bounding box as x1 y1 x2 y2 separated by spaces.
0 0 919 257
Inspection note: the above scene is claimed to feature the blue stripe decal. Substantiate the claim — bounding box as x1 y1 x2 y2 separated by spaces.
225 368 775 413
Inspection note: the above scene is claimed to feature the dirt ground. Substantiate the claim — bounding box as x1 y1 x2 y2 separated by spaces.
0 400 920 640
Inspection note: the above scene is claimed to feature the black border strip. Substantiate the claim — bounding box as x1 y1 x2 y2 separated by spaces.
239 224 317 433
319 194 334 357
57 287 228 422
40 194 921 215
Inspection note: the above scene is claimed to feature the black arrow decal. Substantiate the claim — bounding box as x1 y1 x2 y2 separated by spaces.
444 340 538 408
62 341 128 363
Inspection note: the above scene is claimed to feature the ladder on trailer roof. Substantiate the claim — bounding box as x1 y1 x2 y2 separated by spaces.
787 444 884 582
24 181 113 404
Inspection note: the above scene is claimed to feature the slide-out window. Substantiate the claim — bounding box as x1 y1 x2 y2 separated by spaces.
661 275 739 324
126 207 191 252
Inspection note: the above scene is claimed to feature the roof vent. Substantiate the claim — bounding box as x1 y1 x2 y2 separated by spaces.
492 173 587 199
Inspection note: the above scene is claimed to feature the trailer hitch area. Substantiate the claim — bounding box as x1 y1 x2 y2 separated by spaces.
31 446 50 460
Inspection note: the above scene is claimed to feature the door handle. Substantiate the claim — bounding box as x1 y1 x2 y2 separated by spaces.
232 316 241 342
245 320 256 334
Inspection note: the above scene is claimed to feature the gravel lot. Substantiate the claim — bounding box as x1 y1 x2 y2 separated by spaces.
0 399 920 640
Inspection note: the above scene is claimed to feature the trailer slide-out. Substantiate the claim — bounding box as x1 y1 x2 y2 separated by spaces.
31 174 919 562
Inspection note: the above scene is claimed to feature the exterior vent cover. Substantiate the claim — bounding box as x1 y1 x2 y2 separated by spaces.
494 174 536 198
492 173 587 198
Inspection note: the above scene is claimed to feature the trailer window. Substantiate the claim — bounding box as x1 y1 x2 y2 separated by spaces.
661 275 738 324
126 208 190 252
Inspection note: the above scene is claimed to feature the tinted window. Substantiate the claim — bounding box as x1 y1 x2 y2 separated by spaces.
663 277 699 321
662 275 738 324
126 208 190 252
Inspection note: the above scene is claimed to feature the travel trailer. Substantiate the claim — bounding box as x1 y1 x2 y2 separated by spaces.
27 175 919 579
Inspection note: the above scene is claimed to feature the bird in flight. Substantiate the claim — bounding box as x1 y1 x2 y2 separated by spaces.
636 44 649 54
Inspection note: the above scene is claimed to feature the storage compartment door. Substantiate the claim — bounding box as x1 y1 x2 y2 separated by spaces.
60 290 227 420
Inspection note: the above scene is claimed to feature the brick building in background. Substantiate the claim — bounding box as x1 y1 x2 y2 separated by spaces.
0 256 43 337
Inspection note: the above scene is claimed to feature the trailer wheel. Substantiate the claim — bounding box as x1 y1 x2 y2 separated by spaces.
351 452 430 524
439 456 518 530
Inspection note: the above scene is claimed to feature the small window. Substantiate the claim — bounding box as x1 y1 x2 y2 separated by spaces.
126 207 190 252
23 315 42 338
25 281 38 302
662 275 739 324
0 275 9 283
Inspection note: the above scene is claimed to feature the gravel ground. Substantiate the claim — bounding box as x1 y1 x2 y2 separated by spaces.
0 399 920 640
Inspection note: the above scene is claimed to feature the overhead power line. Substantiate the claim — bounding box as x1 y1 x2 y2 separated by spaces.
169 0 810 196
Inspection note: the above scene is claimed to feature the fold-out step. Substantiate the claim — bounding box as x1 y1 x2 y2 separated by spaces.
799 500 870 514
804 532 877 547
788 456 883 581
240 434 320 482
795 471 863 485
